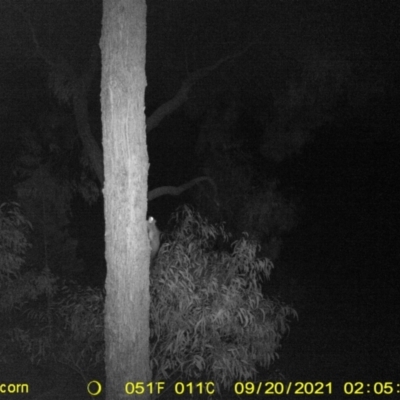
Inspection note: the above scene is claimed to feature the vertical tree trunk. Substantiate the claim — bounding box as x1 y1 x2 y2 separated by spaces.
100 1 150 399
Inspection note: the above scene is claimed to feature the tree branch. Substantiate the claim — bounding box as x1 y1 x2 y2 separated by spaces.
146 44 252 133
148 176 218 203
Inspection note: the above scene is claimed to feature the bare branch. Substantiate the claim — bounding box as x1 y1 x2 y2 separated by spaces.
148 176 218 203
146 44 252 133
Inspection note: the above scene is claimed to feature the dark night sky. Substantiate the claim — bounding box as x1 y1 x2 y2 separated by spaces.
0 0 400 388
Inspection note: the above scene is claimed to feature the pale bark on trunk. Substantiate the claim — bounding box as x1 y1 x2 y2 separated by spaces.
100 1 150 399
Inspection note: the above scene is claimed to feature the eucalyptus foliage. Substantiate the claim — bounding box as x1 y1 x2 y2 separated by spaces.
150 206 297 392
11 281 104 377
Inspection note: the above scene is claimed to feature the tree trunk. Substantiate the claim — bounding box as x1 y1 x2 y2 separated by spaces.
100 1 150 399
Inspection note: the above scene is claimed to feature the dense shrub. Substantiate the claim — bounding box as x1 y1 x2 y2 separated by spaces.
150 206 297 392
9 280 104 381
